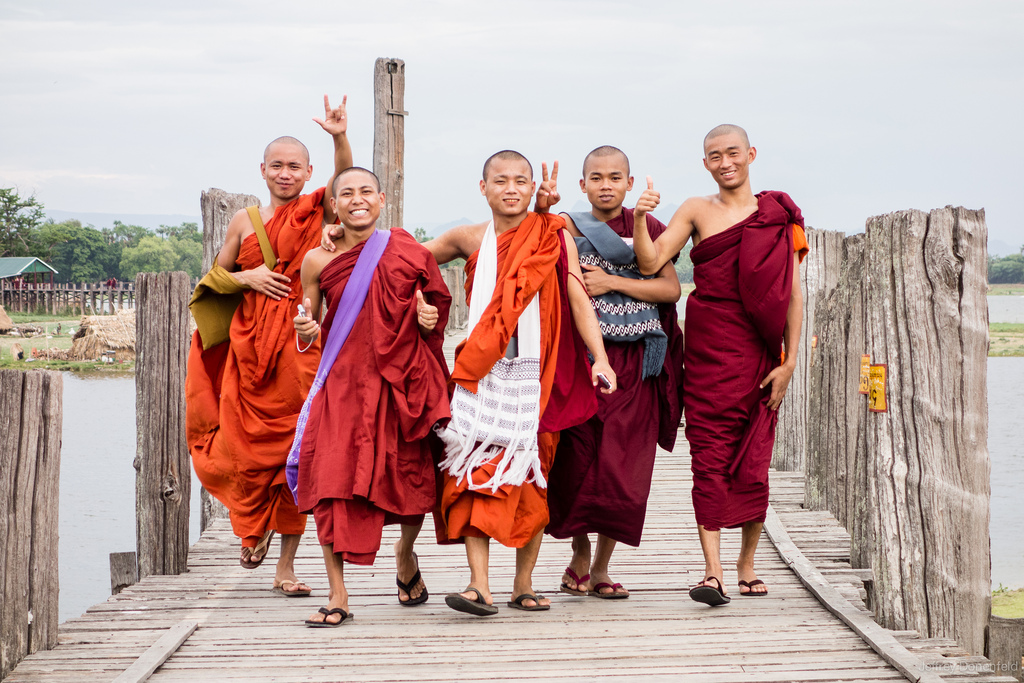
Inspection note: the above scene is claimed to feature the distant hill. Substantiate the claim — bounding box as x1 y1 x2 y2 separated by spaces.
46 210 201 231
410 217 475 238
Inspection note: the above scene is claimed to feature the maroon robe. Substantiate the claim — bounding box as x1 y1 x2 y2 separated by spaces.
296 228 451 564
685 191 804 531
546 209 685 545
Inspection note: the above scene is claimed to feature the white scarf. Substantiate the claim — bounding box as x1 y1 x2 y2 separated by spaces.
437 221 545 491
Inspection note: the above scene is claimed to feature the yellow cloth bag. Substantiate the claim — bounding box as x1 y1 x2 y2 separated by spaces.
189 206 277 350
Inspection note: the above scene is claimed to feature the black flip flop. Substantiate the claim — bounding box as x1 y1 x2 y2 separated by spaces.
507 593 550 612
689 576 731 606
397 553 428 606
445 588 498 616
305 606 353 628
738 579 768 596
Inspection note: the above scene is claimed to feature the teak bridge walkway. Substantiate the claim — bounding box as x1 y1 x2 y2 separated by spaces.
5 443 1011 681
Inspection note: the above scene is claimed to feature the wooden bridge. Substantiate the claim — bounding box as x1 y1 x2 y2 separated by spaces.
4 430 1013 682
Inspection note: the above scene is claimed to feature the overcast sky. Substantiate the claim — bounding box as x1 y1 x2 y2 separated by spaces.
2 1 1022 250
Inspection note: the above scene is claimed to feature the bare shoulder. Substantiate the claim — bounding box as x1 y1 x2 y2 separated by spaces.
559 212 582 237
227 208 255 237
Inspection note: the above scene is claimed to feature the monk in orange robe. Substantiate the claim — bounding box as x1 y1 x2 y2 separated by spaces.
425 151 615 616
633 124 808 605
294 167 451 627
186 96 352 595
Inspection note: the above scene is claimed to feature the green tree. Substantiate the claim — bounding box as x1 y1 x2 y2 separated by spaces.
49 224 120 282
989 252 1024 284
674 243 694 283
0 187 45 257
413 227 430 243
119 235 177 280
157 222 202 244
168 236 202 277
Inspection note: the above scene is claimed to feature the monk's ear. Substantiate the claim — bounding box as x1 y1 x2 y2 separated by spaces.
702 157 710 172
261 162 267 179
304 164 313 180
378 191 386 207
530 181 536 196
747 146 757 163
579 178 586 193
479 179 486 195
626 176 634 192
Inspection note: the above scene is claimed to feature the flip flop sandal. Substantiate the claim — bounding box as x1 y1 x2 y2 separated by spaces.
240 529 275 569
738 579 768 596
559 567 590 596
446 587 498 616
588 582 629 599
305 606 353 628
396 552 428 606
507 593 550 611
689 576 731 606
273 579 312 597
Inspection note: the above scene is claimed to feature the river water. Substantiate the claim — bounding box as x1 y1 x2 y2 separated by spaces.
56 297 1024 622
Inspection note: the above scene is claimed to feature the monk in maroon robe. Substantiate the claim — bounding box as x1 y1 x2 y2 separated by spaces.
633 125 807 604
547 146 684 599
294 167 450 626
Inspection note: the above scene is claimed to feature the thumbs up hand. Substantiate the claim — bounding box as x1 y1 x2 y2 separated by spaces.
415 290 438 333
635 175 661 220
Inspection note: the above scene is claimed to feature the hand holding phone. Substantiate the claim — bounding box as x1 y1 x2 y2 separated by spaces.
597 372 612 390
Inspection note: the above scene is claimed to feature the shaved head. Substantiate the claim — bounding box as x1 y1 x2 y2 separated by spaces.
482 150 532 181
703 124 750 154
333 166 381 195
583 145 630 176
263 136 310 164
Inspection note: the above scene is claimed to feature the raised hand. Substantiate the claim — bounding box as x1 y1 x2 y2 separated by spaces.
535 160 560 212
635 175 660 221
313 94 348 136
235 264 291 300
294 297 320 341
415 290 438 333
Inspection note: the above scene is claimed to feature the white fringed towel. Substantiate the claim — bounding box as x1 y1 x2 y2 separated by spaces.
436 221 545 492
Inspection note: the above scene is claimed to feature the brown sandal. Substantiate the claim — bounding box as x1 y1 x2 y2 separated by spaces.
240 529 275 569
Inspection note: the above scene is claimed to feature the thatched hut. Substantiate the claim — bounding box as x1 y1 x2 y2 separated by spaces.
0 305 12 334
69 310 136 362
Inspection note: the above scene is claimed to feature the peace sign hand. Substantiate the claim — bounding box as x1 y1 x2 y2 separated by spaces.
635 176 660 220
313 94 348 136
535 160 560 213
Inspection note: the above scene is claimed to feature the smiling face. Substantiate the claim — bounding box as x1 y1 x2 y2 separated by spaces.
581 153 633 212
703 131 756 190
331 169 384 230
480 157 535 218
261 141 312 202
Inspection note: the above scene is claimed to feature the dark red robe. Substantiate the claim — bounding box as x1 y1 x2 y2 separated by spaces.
546 209 685 545
684 191 806 531
296 228 451 564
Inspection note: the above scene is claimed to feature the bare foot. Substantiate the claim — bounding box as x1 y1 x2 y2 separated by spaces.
588 571 629 597
306 592 349 625
561 536 592 592
737 568 767 595
394 543 425 603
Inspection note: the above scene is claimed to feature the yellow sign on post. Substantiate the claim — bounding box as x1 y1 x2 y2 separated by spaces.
858 355 871 395
868 364 888 412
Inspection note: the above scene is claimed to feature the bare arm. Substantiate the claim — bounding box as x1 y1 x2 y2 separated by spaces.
313 94 353 223
760 252 803 410
636 197 698 276
580 260 680 304
294 251 324 343
217 209 292 300
422 223 486 265
563 231 616 394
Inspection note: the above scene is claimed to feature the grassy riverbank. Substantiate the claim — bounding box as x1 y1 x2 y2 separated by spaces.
989 283 1024 296
0 316 134 372
993 586 1024 618
990 323 1024 357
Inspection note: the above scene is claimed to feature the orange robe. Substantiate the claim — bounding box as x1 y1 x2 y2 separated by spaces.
186 190 325 548
439 212 568 549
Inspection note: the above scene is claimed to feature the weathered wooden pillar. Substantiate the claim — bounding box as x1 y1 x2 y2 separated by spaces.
773 227 844 471
135 271 192 577
806 206 990 655
373 57 406 231
440 266 468 331
0 369 62 679
198 189 258 530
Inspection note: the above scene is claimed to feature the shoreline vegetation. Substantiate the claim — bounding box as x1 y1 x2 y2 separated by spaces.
993 586 1024 618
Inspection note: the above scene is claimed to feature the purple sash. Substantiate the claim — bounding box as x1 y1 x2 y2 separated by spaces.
286 229 391 502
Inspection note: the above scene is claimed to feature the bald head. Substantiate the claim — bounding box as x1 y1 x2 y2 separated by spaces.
263 136 310 164
703 124 750 155
332 166 381 196
583 145 630 176
483 150 532 181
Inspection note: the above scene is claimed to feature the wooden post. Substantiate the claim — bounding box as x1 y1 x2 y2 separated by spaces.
198 189 258 529
109 551 139 595
773 228 844 471
989 616 1024 681
135 271 192 577
0 369 62 679
373 57 406 231
441 266 467 330
805 206 990 655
